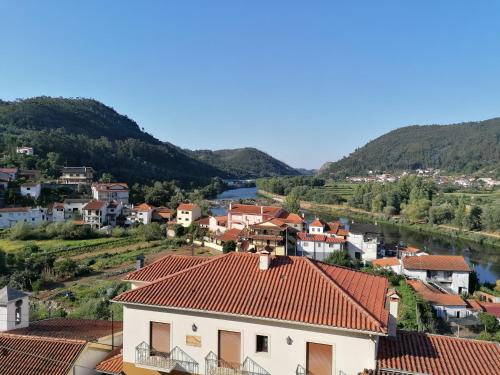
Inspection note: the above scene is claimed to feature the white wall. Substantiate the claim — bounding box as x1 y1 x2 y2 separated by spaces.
20 184 41 199
347 234 378 261
451 272 469 294
433 305 467 319
0 296 29 332
0 209 45 229
297 240 342 261
122 304 379 375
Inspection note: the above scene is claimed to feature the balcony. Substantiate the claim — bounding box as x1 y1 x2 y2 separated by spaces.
135 342 199 373
205 351 270 375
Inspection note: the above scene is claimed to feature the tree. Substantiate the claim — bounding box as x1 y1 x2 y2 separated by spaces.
143 223 164 241
466 205 483 231
479 312 499 333
223 240 237 254
284 191 300 213
99 173 114 183
454 196 467 230
325 251 351 267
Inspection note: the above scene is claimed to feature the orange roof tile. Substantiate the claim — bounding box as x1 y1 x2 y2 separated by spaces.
10 318 122 341
96 348 123 375
114 253 389 334
124 255 210 282
229 204 283 216
407 280 466 306
310 218 326 227
177 203 199 211
403 255 470 272
135 203 154 212
372 258 400 267
377 330 500 375
83 200 107 210
297 232 346 243
0 332 85 375
281 213 304 224
215 228 242 242
0 207 30 212
197 217 210 225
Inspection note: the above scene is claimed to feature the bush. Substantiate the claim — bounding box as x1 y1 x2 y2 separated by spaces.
54 258 79 278
111 227 127 238
222 240 237 253
325 251 352 267
143 223 164 241
9 222 34 240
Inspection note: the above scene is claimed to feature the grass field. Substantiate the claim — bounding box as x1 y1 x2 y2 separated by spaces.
0 236 121 253
444 190 500 206
323 181 355 200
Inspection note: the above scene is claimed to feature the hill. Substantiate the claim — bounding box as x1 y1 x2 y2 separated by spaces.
0 97 298 184
319 118 500 178
190 148 300 179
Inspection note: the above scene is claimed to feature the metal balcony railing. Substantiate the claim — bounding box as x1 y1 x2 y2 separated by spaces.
205 351 270 375
135 342 199 373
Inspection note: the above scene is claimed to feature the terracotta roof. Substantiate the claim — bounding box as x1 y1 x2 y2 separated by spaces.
53 202 65 209
250 218 288 229
214 215 228 226
177 203 199 211
96 348 123 374
310 218 327 227
83 200 107 210
468 300 500 319
135 203 154 212
466 298 483 311
281 212 304 224
114 253 389 334
0 332 85 375
372 258 401 267
297 232 346 243
407 280 466 306
0 168 18 173
92 182 129 191
0 207 30 212
229 204 282 216
10 318 122 341
216 228 242 242
377 330 500 375
197 217 210 225
401 246 422 254
403 255 470 272
124 255 210 282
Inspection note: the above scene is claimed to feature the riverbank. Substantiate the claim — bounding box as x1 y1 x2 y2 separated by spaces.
258 189 500 249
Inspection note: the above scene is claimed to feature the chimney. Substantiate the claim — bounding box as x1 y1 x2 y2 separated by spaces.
136 254 145 270
229 202 232 210
259 250 271 271
260 206 264 215
386 289 400 337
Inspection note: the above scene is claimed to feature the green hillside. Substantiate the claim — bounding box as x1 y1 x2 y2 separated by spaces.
0 97 298 184
319 118 500 178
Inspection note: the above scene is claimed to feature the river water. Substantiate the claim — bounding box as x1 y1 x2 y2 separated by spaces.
213 187 499 283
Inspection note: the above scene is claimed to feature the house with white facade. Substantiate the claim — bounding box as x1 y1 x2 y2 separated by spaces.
92 183 129 204
402 255 471 295
82 200 123 229
20 182 41 199
0 287 29 332
16 146 34 155
347 223 381 261
227 203 285 230
51 202 66 222
60 166 95 185
176 203 201 228
126 203 155 225
114 252 396 375
372 257 402 274
0 207 46 229
0 167 18 181
64 198 90 218
296 232 346 261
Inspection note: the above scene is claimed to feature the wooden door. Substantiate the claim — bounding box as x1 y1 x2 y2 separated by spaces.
150 322 171 354
218 330 241 366
307 342 333 375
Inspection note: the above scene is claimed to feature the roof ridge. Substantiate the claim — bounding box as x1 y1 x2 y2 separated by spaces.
399 330 500 346
116 253 229 299
0 332 87 344
124 254 209 280
306 258 387 331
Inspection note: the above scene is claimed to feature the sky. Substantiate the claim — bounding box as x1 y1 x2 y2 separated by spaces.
1 1 500 169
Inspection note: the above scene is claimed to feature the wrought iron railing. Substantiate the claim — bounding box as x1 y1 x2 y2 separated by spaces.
205 351 270 375
295 365 310 375
135 342 199 373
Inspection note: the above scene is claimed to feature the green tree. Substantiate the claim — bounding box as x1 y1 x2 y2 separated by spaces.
325 251 352 267
284 191 301 213
479 312 499 333
466 205 483 231
222 240 237 253
99 173 114 183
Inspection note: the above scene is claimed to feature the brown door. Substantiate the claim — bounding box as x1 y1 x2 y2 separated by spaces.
218 330 241 366
150 322 171 354
307 342 333 375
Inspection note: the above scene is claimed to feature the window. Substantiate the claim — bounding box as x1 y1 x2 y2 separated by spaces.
456 311 460 318
303 242 309 247
329 244 333 248
15 300 22 325
150 322 171 354
256 335 269 353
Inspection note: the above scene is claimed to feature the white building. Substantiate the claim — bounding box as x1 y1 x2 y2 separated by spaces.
402 255 470 295
0 168 18 181
60 166 94 185
227 203 285 230
176 203 201 228
63 198 90 218
347 224 381 261
296 232 346 261
114 252 397 375
16 146 34 155
20 182 41 199
126 203 155 225
82 200 123 229
0 287 29 332
92 182 129 204
51 203 66 222
0 207 46 229
372 257 402 274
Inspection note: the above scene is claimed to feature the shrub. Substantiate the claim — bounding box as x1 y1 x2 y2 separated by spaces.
222 240 237 253
9 222 34 240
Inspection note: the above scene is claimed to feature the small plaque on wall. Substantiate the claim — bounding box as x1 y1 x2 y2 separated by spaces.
186 335 202 347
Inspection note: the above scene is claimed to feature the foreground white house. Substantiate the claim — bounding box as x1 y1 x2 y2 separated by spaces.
115 252 395 375
0 207 46 229
176 203 201 228
402 255 470 295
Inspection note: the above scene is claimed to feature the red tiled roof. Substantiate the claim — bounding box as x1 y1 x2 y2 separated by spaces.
407 280 466 306
401 246 422 254
177 203 199 211
403 255 470 272
197 217 210 225
310 219 326 227
114 253 389 333
10 318 122 341
124 255 210 282
281 213 304 224
214 216 228 226
0 332 85 375
377 330 500 375
0 207 30 212
469 300 500 319
0 168 18 174
229 204 282 216
96 348 123 374
53 202 65 209
136 203 154 212
297 232 346 243
216 228 242 242
372 258 400 267
250 218 288 229
83 200 107 210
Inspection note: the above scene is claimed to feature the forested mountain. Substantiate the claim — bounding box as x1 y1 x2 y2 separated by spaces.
0 97 298 184
190 148 300 178
319 118 500 177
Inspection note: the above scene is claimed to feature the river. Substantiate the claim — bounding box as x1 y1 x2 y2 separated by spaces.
212 187 499 283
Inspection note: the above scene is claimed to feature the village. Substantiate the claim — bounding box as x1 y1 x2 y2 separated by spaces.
0 157 498 375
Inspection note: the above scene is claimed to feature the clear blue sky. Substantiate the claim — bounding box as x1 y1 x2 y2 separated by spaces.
1 1 500 169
